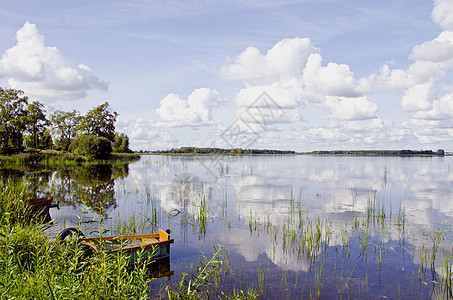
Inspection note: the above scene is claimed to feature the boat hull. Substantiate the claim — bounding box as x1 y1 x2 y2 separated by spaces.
65 229 174 265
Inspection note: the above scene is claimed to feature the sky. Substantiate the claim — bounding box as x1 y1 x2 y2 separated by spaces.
0 0 453 152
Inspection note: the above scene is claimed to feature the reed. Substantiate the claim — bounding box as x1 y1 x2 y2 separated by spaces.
198 193 208 235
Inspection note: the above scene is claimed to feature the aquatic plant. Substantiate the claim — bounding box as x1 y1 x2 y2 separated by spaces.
166 245 224 299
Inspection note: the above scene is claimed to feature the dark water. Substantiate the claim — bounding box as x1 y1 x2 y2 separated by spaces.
6 155 453 299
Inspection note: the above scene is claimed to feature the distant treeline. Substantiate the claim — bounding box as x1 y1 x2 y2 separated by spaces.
137 147 446 157
140 147 296 155
308 149 445 156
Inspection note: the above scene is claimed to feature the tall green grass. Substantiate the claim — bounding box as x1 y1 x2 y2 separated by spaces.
0 182 258 300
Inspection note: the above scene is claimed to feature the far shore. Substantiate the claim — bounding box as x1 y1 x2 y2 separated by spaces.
136 147 447 157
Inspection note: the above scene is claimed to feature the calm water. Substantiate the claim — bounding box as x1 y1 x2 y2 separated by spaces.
15 155 453 298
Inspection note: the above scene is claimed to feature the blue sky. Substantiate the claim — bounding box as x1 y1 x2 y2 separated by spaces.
1 0 452 151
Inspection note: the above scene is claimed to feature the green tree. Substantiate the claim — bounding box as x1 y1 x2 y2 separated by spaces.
24 101 50 149
69 134 112 160
49 109 80 151
78 102 118 141
0 89 28 153
112 132 132 153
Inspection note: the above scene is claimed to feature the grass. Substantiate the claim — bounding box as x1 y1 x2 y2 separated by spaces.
0 151 140 170
0 182 260 300
0 186 153 299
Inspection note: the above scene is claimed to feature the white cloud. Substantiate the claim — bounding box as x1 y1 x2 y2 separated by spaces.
432 0 453 31
221 37 317 85
116 118 180 150
306 127 347 141
302 53 362 98
410 39 453 62
154 88 225 126
401 80 437 112
365 6 453 116
297 118 412 149
0 22 108 102
356 2 453 118
234 82 304 108
324 96 377 121
371 59 446 93
412 92 453 121
415 127 453 144
222 38 375 129
222 38 364 102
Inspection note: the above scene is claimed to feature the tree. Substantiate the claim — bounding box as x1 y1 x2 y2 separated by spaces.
69 134 112 160
24 101 50 149
49 109 80 151
78 102 118 141
0 88 28 153
112 133 132 153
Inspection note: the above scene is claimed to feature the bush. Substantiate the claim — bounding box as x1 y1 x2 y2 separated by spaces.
3 225 49 272
112 133 133 153
70 135 112 160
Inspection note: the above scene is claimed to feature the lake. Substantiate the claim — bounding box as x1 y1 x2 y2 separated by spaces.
14 155 453 299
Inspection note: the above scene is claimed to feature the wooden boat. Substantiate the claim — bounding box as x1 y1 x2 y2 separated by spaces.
59 228 174 264
28 196 59 221
28 196 59 214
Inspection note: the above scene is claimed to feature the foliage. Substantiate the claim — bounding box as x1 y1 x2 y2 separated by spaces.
24 129 53 150
149 147 296 155
166 245 225 299
0 89 28 153
70 134 112 160
24 101 51 149
164 245 259 300
49 109 80 151
0 88 129 157
0 229 151 299
2 225 50 272
112 132 133 153
309 149 446 156
0 151 87 169
78 102 118 141
0 182 33 226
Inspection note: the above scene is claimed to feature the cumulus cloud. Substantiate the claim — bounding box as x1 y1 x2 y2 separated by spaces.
432 0 453 30
410 39 453 62
302 53 362 98
116 118 179 150
213 0 453 149
221 37 317 85
401 80 437 112
234 82 304 108
415 127 453 144
371 59 446 93
154 88 225 126
365 2 453 115
0 22 108 102
298 118 412 149
412 92 453 121
221 37 375 127
324 96 377 121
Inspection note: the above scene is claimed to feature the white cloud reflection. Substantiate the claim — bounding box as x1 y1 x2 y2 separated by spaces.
98 155 453 273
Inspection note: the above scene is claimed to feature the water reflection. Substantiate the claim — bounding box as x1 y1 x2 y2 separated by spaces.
51 165 118 213
5 155 453 298
1 163 130 219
